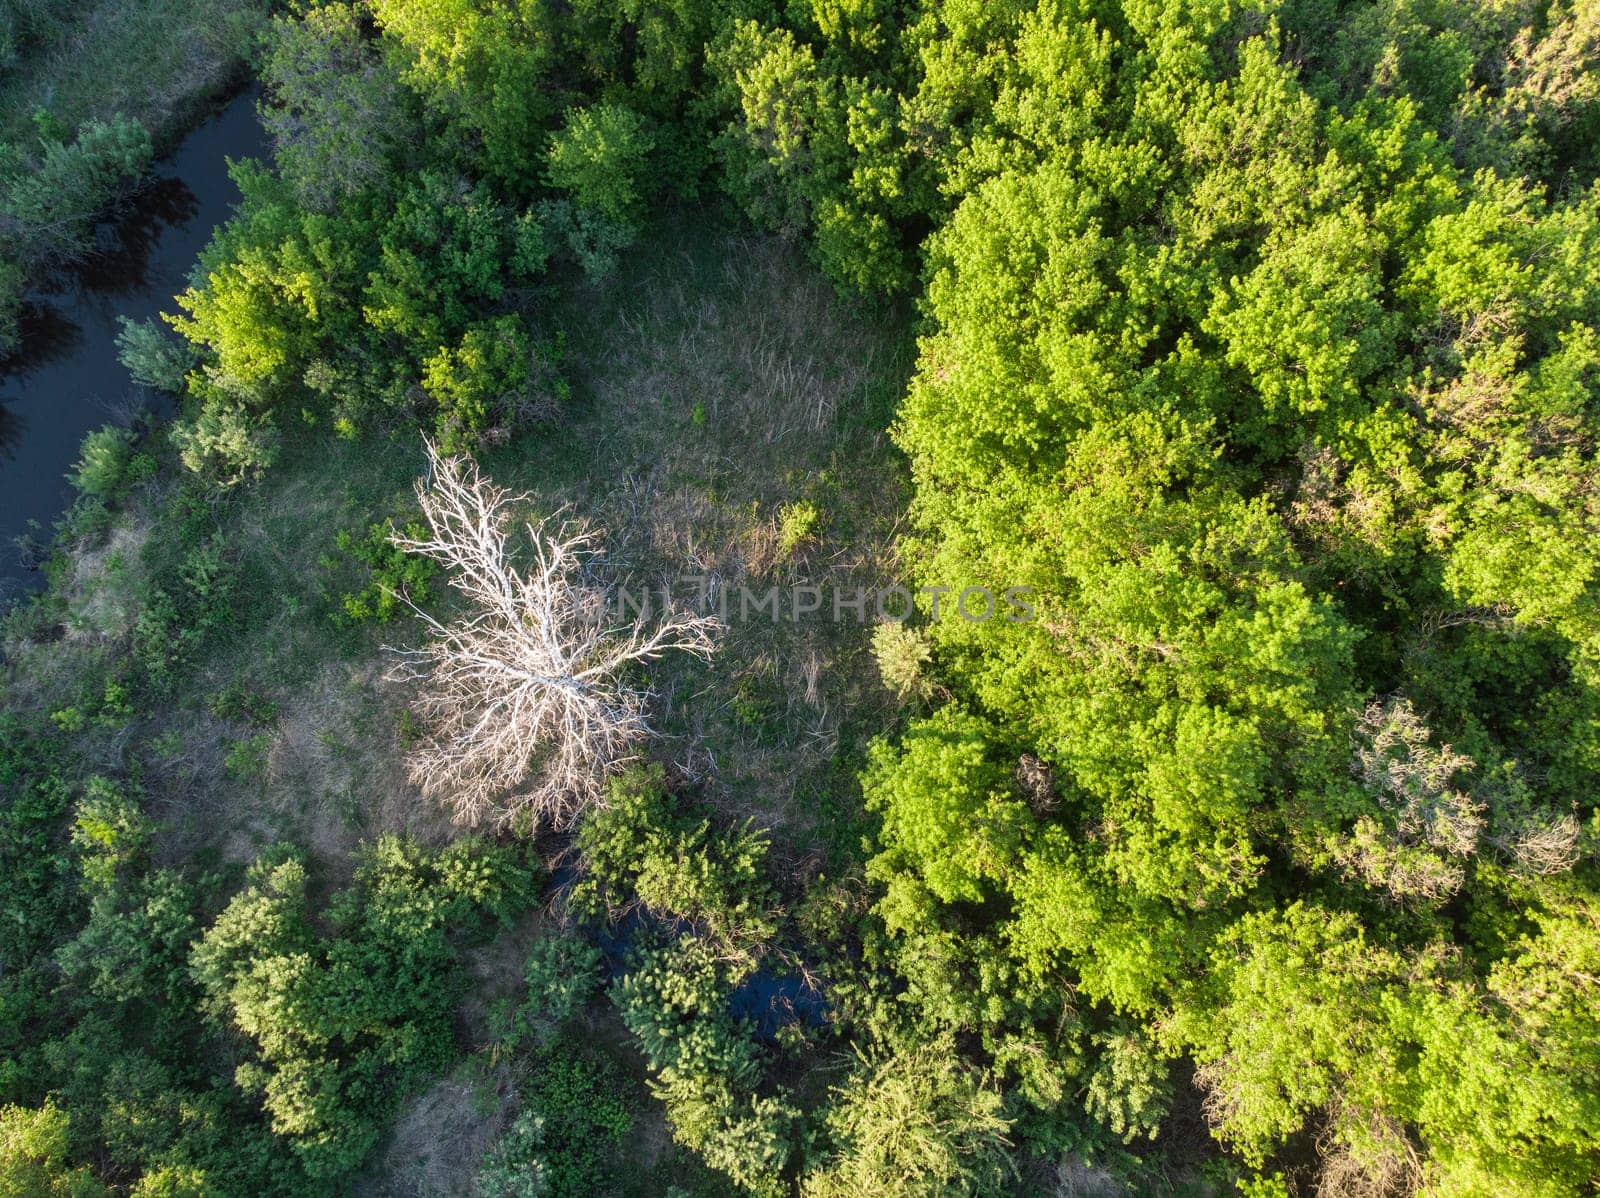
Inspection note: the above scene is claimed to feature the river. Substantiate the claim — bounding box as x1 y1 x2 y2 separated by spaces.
0 90 264 602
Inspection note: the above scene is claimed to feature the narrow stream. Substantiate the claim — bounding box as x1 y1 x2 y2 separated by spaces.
0 90 265 601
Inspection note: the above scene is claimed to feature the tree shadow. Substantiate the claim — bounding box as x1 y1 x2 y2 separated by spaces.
0 401 23 463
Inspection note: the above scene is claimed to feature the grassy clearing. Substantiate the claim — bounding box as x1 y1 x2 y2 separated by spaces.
0 0 266 150
2 206 912 878
0 202 911 1198
493 211 915 865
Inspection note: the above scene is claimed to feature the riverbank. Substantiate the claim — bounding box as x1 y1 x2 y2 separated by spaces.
0 0 269 593
0 91 265 598
0 0 269 352
0 0 268 153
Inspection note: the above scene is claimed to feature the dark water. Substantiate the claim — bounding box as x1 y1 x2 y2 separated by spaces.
595 908 828 1040
553 864 830 1039
0 90 265 601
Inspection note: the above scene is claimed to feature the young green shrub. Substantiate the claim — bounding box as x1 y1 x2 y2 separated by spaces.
327 520 440 625
0 1099 111 1197
869 622 933 702
545 103 654 229
131 537 237 692
116 317 195 392
612 938 795 1198
71 776 151 892
803 1039 1014 1198
421 316 534 451
475 1111 552 1198
435 835 541 927
222 732 273 784
1081 1026 1173 1144
70 425 134 502
171 399 280 487
775 499 820 560
574 766 780 964
207 684 279 727
506 934 605 1044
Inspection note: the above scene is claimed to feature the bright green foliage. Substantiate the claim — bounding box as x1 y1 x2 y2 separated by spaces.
18 0 1600 1190
863 708 1029 924
421 316 536 451
546 103 654 227
575 766 780 964
69 776 150 892
327 520 440 625
539 102 656 278
169 151 556 453
363 172 539 356
167 159 351 398
1409 893 1600 1195
68 426 134 503
191 838 536 1178
369 0 562 193
803 1038 1013 1198
0 1100 109 1198
705 0 1600 1185
709 17 916 290
171 401 280 487
1174 903 1405 1164
774 498 818 559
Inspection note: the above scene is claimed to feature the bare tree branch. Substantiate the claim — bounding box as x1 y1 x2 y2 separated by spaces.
386 440 719 829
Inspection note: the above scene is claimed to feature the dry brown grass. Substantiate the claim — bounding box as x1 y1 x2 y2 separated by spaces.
359 1064 515 1198
491 222 911 852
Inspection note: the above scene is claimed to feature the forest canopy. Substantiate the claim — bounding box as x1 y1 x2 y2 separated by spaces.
3 0 1600 1195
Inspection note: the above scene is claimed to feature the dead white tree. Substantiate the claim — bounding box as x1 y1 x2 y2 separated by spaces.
386 441 719 829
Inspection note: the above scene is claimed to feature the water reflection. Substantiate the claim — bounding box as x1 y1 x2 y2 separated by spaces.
1 302 83 379
76 176 200 296
0 89 264 591
0 402 23 462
